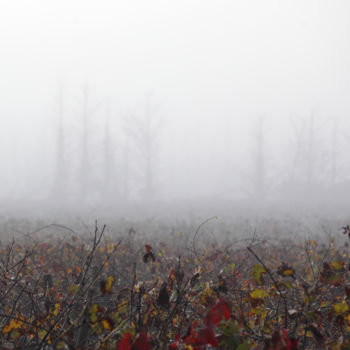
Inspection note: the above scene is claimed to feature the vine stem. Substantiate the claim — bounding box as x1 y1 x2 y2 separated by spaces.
246 246 288 328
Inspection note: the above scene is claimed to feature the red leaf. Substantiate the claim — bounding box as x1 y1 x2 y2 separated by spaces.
168 342 178 349
265 330 282 349
132 333 151 350
117 333 132 350
184 325 199 345
51 261 63 273
184 323 218 347
282 329 299 350
198 327 219 347
145 245 152 252
205 299 231 326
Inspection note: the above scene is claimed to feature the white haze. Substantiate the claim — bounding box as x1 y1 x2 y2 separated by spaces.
0 0 349 218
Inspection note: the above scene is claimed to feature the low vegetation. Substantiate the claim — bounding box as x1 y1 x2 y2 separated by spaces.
0 221 350 349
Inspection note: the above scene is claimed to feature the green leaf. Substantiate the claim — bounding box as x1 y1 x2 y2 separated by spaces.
237 342 250 350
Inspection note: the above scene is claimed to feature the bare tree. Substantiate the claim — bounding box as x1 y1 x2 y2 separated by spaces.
121 137 130 202
285 114 333 205
253 116 266 201
143 101 155 199
52 85 66 201
288 116 306 184
124 99 162 201
330 118 338 186
306 114 315 186
79 85 90 200
103 100 114 197
78 85 104 202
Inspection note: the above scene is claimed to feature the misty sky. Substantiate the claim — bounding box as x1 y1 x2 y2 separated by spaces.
0 0 349 204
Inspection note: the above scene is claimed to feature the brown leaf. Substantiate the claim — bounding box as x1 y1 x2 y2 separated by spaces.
158 282 170 308
143 252 155 263
218 275 228 293
305 325 324 345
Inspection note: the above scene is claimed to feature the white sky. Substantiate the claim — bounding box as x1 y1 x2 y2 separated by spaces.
0 0 349 200
1 0 349 114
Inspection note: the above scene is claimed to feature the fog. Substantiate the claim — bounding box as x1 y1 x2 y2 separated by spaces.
0 0 350 221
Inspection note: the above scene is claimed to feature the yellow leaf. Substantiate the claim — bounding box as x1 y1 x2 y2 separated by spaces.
106 243 114 254
3 317 24 334
306 240 317 247
250 289 269 299
56 341 68 349
90 303 99 323
283 281 293 289
251 265 266 285
105 276 115 293
91 304 98 313
3 324 11 334
346 313 350 326
333 302 349 314
331 261 345 271
200 282 217 304
53 303 60 316
101 318 113 330
305 330 314 338
69 284 78 294
118 300 128 314
38 330 47 340
283 269 295 276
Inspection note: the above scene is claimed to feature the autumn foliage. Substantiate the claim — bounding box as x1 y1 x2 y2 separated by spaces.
0 223 350 349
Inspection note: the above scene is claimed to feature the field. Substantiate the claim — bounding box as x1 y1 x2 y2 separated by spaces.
0 216 349 350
